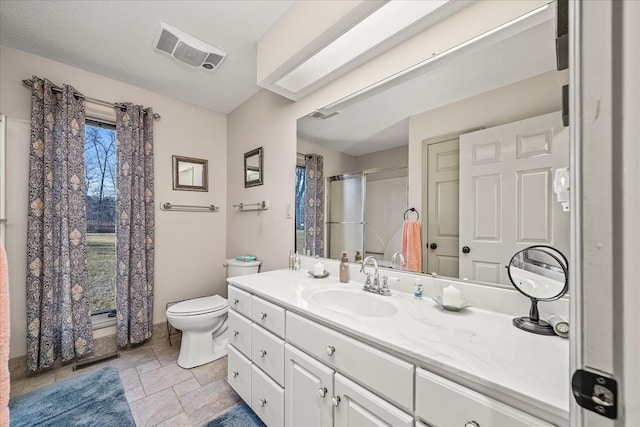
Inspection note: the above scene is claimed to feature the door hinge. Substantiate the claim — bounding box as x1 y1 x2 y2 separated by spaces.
571 368 618 419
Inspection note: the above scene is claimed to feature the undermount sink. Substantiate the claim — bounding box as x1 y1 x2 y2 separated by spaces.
302 286 398 318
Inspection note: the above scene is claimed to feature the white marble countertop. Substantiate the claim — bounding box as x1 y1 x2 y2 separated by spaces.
228 268 570 425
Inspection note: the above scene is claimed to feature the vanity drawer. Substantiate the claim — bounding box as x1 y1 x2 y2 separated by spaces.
228 309 252 357
415 368 554 427
227 344 252 404
251 295 286 338
228 285 252 318
286 311 413 412
252 324 285 386
252 364 285 427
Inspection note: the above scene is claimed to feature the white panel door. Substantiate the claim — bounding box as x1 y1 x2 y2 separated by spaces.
459 112 569 285
285 344 334 427
333 373 413 427
426 138 460 276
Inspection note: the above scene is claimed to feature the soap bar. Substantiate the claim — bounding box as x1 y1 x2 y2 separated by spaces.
442 285 461 307
314 261 325 276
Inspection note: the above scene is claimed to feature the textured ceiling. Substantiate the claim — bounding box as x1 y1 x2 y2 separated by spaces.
0 0 294 113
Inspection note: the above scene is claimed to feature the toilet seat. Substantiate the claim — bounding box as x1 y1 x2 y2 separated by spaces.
167 295 227 316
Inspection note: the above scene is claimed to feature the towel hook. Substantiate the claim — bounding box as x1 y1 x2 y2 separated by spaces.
403 208 419 220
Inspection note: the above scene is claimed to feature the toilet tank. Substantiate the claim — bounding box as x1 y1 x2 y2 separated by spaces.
226 259 261 278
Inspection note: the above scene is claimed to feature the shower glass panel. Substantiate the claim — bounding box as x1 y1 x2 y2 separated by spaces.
326 173 365 259
365 168 408 266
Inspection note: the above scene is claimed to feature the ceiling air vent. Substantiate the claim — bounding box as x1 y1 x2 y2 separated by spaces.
154 23 226 71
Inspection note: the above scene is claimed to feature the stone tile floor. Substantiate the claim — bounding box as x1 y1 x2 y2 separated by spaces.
10 336 240 426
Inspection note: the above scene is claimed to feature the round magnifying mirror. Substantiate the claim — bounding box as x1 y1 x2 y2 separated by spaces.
507 245 568 335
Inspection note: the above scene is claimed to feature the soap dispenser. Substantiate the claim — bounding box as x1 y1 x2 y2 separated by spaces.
340 251 350 283
414 278 423 299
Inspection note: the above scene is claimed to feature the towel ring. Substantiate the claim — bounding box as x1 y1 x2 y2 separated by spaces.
404 208 420 220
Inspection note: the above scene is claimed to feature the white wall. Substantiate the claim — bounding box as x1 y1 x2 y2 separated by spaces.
0 46 227 358
297 137 357 178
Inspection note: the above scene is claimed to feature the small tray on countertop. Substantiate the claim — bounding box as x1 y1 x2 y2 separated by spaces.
432 296 472 312
308 270 330 279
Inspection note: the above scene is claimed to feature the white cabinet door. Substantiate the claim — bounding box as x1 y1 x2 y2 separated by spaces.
459 111 569 285
333 373 413 427
285 344 334 427
252 365 285 427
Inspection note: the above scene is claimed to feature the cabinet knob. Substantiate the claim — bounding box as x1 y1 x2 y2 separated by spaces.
232 371 239 378
260 312 268 320
232 298 239 305
259 349 267 358
232 330 239 337
464 422 479 427
326 345 335 356
318 387 327 398
259 399 267 407
331 396 341 407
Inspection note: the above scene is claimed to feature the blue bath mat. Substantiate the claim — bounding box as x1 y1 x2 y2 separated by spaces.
202 401 265 427
9 366 135 427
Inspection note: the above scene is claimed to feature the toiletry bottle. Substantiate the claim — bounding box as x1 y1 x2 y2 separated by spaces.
414 278 423 299
354 250 362 262
339 251 350 283
288 250 294 270
293 252 300 271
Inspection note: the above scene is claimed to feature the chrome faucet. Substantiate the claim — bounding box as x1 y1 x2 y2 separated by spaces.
359 256 380 293
391 251 405 270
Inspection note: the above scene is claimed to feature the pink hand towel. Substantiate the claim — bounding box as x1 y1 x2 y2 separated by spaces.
0 241 10 427
401 220 422 272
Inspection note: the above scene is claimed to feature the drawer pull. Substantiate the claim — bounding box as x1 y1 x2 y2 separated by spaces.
259 399 267 407
464 422 480 427
326 345 335 356
232 330 239 337
331 396 341 407
259 349 267 358
232 298 240 305
232 371 239 378
318 387 327 398
260 312 268 320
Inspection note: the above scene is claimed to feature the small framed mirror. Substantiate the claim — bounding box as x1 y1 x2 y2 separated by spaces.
507 245 568 335
172 155 208 192
244 147 263 188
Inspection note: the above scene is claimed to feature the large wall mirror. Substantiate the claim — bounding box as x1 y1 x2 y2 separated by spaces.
173 155 208 192
296 1 570 288
244 147 264 188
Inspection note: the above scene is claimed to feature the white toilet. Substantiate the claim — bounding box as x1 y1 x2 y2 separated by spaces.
166 258 261 368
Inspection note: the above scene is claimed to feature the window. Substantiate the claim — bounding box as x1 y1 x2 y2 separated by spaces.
85 119 117 317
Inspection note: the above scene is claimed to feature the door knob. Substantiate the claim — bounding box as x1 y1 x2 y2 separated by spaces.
462 246 471 254
331 396 341 407
430 242 438 250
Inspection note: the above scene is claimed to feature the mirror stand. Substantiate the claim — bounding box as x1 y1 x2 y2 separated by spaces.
512 298 556 335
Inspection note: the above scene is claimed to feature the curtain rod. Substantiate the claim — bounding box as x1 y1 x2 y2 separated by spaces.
22 79 161 120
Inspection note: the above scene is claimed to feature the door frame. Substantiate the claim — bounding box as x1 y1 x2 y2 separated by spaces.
570 1 640 426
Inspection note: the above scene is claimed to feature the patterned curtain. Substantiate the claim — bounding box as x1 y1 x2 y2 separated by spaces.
26 77 93 371
304 154 324 257
115 104 154 347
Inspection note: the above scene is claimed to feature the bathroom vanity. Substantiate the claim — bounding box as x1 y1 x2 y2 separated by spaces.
226 266 569 427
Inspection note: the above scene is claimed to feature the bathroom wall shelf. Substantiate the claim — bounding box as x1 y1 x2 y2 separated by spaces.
160 202 219 212
232 200 269 211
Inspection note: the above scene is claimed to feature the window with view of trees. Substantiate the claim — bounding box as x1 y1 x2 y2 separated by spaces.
85 120 117 316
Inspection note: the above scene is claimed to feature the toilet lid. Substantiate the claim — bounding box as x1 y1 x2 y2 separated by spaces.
166 295 227 316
